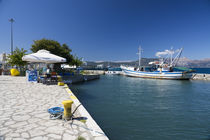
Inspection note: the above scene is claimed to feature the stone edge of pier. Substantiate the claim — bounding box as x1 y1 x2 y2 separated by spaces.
192 73 210 80
63 84 109 140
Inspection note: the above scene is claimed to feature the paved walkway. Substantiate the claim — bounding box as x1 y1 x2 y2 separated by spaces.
0 76 95 140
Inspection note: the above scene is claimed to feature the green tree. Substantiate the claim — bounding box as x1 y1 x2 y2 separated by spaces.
7 47 27 67
31 38 83 71
72 55 83 67
31 39 74 72
31 39 74 64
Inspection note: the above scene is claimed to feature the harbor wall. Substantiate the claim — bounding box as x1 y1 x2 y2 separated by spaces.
192 73 210 80
64 84 109 140
62 74 100 84
84 70 105 75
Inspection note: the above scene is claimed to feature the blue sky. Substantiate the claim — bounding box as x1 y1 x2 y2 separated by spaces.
0 0 210 61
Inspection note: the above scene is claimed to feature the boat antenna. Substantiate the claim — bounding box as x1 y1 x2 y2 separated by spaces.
170 46 173 65
136 46 143 68
162 46 173 66
162 46 174 66
171 48 183 66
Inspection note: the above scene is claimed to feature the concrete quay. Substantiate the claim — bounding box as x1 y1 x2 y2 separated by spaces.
83 70 105 75
0 76 108 140
61 74 100 84
192 73 210 80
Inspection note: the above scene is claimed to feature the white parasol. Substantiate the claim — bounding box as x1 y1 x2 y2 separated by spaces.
22 50 66 63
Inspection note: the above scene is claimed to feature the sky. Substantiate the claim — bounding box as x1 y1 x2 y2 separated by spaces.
0 0 210 61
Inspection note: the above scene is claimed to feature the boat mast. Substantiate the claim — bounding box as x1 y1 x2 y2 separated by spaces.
170 47 173 66
137 46 142 68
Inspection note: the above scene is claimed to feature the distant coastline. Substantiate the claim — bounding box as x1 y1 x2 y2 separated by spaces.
83 57 210 68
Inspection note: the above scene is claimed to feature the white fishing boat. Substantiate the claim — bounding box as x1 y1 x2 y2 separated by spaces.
121 47 193 80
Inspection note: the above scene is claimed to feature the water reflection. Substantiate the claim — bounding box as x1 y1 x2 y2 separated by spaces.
71 75 210 140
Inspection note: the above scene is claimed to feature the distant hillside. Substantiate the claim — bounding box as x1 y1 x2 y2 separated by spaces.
83 57 210 68
179 58 210 68
83 58 159 69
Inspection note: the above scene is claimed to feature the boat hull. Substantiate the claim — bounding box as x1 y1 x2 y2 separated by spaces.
122 69 192 80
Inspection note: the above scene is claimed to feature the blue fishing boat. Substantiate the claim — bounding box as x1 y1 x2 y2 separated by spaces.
121 47 193 80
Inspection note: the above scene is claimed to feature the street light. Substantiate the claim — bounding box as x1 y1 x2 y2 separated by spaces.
9 18 15 55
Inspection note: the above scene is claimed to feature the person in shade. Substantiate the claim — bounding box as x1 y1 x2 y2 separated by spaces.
46 65 51 78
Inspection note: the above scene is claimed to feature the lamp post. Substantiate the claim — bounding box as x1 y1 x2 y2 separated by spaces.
9 18 15 55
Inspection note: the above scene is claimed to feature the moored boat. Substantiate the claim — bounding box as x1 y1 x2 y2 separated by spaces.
121 47 193 80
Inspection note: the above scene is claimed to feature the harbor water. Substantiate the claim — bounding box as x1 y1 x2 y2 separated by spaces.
70 74 210 140
192 68 210 74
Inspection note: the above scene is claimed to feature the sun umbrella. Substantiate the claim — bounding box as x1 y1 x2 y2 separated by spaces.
22 50 66 63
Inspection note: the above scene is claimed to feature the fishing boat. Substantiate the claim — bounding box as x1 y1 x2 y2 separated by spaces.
121 47 193 80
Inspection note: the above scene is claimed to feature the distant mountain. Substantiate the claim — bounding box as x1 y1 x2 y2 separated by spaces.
83 57 210 68
175 57 210 68
83 58 158 69
184 58 210 68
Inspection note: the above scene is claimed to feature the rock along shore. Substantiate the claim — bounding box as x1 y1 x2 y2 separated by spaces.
192 73 210 80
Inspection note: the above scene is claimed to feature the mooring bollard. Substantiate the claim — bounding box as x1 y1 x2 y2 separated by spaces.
62 100 73 120
58 82 64 86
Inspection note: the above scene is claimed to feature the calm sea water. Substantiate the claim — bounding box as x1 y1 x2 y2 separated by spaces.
192 68 210 74
70 74 210 140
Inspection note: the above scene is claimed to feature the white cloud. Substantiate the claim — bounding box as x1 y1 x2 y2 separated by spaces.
155 49 179 57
